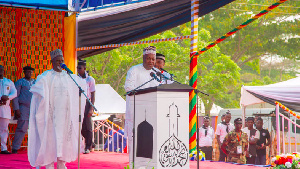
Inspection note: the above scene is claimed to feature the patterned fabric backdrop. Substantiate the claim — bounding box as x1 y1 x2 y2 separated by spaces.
0 7 65 151
0 7 65 81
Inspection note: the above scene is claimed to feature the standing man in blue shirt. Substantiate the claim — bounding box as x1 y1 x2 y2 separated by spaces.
12 66 35 154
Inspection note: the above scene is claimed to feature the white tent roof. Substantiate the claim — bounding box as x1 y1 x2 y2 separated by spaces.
198 99 223 116
240 77 300 112
94 84 126 114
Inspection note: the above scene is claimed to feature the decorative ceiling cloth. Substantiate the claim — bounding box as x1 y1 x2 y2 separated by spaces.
80 0 147 10
240 77 300 112
77 0 235 58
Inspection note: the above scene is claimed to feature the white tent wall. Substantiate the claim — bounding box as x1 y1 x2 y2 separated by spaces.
92 84 126 127
94 84 126 114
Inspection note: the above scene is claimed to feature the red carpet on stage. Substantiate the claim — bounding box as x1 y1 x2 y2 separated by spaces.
0 151 268 169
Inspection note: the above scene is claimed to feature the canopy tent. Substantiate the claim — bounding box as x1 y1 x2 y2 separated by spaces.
77 0 235 58
198 101 222 116
1 0 235 153
0 0 236 59
94 84 126 114
240 77 300 112
0 0 68 10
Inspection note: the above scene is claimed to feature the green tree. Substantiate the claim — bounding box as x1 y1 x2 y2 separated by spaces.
197 0 299 109
85 28 241 116
85 0 299 115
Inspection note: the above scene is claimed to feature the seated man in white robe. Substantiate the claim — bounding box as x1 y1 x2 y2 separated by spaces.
28 49 87 169
124 46 160 167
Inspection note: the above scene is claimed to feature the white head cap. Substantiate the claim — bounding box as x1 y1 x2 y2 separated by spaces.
50 49 63 60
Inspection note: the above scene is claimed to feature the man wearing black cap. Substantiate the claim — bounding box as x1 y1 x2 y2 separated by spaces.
77 59 96 154
11 66 36 154
221 118 249 164
198 116 214 160
242 117 260 164
216 110 234 161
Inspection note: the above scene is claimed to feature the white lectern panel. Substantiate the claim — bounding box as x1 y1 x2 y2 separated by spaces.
130 91 189 169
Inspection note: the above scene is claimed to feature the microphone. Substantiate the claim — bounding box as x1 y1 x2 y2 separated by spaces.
60 63 73 74
156 72 162 76
156 72 162 81
160 68 168 73
157 71 172 80
150 72 161 82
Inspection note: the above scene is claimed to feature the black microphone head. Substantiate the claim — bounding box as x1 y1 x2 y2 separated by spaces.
150 72 155 77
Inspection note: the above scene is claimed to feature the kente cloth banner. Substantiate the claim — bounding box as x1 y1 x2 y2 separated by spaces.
0 7 65 81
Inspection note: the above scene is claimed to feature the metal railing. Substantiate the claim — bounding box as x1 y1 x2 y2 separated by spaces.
92 119 128 153
275 102 300 154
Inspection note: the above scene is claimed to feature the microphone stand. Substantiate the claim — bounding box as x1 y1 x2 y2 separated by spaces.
162 71 210 97
194 89 210 169
66 72 98 169
159 72 182 85
194 89 200 169
125 77 158 167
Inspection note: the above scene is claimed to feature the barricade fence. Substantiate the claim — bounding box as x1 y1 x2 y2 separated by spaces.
275 102 300 155
92 119 128 153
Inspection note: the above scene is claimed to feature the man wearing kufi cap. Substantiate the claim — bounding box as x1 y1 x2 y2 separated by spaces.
155 53 165 70
124 46 160 166
221 118 249 164
11 66 35 154
77 59 96 154
154 53 173 84
28 49 87 168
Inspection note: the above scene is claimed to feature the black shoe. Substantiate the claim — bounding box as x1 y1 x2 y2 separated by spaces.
12 149 18 154
89 143 96 151
1 150 11 154
83 149 90 154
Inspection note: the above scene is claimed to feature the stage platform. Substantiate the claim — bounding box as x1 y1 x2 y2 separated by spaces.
0 151 269 169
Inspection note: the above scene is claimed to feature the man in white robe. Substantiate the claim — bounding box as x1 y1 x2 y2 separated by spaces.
124 46 160 167
28 49 87 169
0 65 17 154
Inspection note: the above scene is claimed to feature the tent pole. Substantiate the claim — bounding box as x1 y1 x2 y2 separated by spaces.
242 106 246 128
75 0 80 168
189 0 199 153
276 103 280 155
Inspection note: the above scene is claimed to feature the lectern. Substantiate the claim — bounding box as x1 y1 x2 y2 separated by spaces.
128 83 193 169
